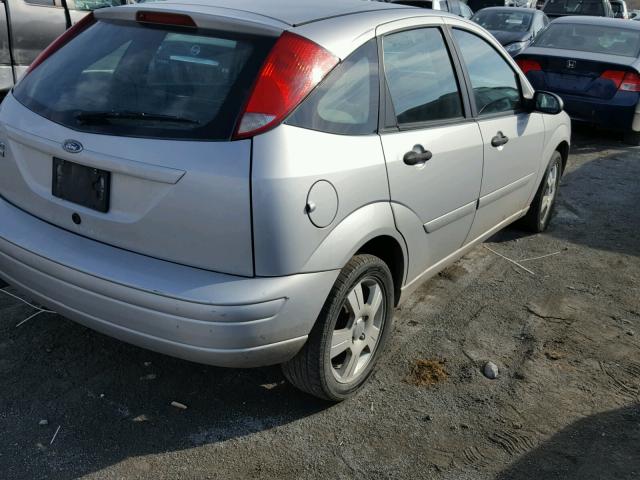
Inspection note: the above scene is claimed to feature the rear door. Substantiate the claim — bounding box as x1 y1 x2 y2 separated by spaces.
0 16 276 276
378 18 484 281
450 24 544 242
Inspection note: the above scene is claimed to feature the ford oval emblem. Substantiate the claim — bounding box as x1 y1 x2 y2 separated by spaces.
63 140 83 154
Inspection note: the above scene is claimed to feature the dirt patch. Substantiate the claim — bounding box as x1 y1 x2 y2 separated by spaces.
406 359 448 387
438 264 468 282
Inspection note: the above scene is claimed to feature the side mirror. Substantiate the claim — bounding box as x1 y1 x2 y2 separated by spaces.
533 91 563 115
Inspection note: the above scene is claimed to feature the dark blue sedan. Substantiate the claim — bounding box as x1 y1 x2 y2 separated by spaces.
516 16 640 144
472 7 550 57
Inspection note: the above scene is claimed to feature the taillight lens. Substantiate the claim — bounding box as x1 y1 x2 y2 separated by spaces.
234 32 339 139
25 13 95 78
136 11 196 27
516 58 542 75
601 70 640 92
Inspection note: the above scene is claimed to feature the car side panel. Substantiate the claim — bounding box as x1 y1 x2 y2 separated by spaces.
252 125 392 277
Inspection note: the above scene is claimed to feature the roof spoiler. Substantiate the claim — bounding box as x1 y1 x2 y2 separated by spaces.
93 5 284 37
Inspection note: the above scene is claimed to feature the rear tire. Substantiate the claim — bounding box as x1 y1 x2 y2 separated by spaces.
282 254 394 401
518 151 562 233
623 131 640 146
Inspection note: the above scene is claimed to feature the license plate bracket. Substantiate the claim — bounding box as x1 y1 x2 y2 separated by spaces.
52 158 111 213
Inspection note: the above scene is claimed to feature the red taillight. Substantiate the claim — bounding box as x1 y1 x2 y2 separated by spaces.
234 32 339 139
136 11 196 27
25 13 95 78
516 59 542 75
600 70 640 92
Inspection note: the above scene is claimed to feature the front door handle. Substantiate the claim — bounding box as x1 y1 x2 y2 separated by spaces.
491 131 509 148
403 144 433 166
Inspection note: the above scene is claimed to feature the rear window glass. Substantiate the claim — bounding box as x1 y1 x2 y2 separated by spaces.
472 10 534 32
467 0 505 12
13 20 274 140
533 23 640 57
543 0 604 16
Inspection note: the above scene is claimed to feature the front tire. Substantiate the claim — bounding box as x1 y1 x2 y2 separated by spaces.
282 254 395 401
518 151 562 233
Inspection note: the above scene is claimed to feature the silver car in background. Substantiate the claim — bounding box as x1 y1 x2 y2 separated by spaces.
0 0 570 400
0 0 130 93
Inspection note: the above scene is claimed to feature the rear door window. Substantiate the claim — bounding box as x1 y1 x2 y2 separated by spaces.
13 20 274 140
287 39 379 135
382 28 464 127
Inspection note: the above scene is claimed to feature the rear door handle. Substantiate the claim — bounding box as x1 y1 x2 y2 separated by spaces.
491 131 509 148
403 144 433 166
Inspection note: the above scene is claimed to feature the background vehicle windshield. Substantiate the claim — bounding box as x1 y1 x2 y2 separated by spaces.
13 20 273 140
543 0 605 16
473 10 534 32
533 23 640 57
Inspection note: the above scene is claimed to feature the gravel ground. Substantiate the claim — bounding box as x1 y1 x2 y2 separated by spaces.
1 127 639 480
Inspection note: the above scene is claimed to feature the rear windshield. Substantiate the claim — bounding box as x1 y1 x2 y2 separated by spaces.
532 23 640 57
543 0 604 16
472 10 534 32
13 20 274 140
467 0 504 12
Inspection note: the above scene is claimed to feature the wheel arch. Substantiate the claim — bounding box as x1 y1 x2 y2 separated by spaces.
356 235 405 306
556 140 570 173
300 202 408 305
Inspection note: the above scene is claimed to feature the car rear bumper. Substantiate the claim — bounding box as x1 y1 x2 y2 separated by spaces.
557 91 640 132
0 196 338 367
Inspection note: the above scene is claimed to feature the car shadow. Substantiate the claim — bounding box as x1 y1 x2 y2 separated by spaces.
489 125 640 258
497 404 640 480
0 304 330 480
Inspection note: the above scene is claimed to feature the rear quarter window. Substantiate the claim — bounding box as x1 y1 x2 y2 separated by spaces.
13 20 274 141
286 39 379 136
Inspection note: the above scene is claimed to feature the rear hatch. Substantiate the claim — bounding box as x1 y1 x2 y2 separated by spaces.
0 11 279 276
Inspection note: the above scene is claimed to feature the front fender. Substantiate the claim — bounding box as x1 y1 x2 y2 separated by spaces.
529 113 571 205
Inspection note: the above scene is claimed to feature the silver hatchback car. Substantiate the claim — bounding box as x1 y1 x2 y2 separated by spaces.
0 0 570 400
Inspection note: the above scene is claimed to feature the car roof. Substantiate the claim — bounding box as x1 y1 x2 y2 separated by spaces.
136 0 412 27
551 14 640 27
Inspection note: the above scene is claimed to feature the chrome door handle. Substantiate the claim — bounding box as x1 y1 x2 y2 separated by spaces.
403 145 433 166
491 131 509 148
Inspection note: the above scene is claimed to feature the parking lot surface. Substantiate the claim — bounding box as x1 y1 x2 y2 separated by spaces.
1 127 638 480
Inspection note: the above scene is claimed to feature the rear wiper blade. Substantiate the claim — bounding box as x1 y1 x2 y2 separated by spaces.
75 111 201 125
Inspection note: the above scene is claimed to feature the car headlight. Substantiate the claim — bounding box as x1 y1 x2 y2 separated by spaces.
505 41 528 54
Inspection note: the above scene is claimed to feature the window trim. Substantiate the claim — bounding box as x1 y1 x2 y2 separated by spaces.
377 25 473 134
448 26 527 120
